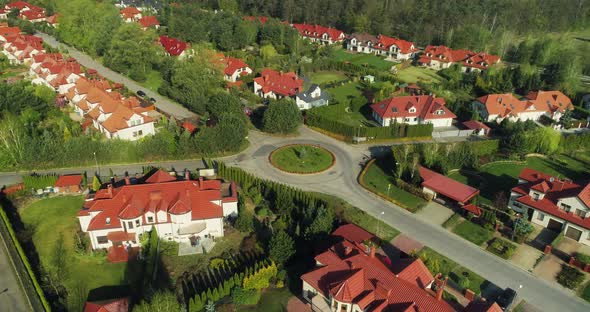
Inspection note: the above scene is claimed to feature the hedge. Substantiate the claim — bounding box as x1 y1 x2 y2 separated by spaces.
0 205 50 311
306 112 433 141
22 174 58 191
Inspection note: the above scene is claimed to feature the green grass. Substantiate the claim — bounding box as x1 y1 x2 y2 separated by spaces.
442 213 462 229
270 145 334 173
581 281 590 303
419 247 487 294
308 71 347 84
19 196 128 295
448 155 590 205
361 160 426 212
452 220 493 246
310 103 369 127
396 66 442 84
326 81 364 104
241 287 293 312
333 49 395 71
141 69 164 92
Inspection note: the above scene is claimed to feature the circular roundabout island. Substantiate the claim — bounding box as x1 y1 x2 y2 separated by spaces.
269 144 335 174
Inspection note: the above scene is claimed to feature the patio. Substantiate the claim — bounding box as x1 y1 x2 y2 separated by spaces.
178 237 216 256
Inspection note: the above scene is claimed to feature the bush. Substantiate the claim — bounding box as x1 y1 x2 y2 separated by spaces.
487 238 517 259
458 276 470 289
556 265 584 289
255 206 271 217
231 287 261 305
576 252 590 266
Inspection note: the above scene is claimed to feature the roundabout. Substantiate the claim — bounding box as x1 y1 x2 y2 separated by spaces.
269 144 336 174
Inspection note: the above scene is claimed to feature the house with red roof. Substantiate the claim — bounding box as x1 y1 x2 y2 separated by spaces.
346 33 419 61
5 1 44 13
462 120 490 136
301 224 456 312
253 68 304 99
19 7 46 22
45 13 60 28
242 16 268 25
419 166 480 205
120 6 142 22
84 297 129 312
77 169 238 251
509 168 590 245
138 15 159 30
54 174 84 194
291 23 345 45
0 26 21 42
1 33 44 64
471 91 573 123
159 35 189 58
370 95 456 128
220 56 252 82
418 45 500 71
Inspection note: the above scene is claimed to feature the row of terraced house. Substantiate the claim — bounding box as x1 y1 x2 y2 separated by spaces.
0 1 60 26
0 24 156 141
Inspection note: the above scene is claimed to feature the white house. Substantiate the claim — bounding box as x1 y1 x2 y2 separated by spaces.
77 170 238 250
370 95 456 127
221 56 252 82
295 84 329 110
509 168 590 246
346 33 418 61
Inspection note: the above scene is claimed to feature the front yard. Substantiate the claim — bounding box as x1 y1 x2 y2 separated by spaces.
326 81 364 104
332 49 395 71
395 65 442 84
310 103 370 127
360 159 427 212
308 70 347 85
452 220 493 246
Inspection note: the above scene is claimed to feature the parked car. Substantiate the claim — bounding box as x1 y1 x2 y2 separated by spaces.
496 288 516 311
136 90 146 97
150 98 156 103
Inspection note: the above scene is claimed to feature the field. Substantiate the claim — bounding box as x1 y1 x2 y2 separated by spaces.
19 196 128 308
395 66 442 84
270 144 334 173
448 155 590 205
361 159 426 212
333 49 395 71
308 71 347 84
452 220 493 246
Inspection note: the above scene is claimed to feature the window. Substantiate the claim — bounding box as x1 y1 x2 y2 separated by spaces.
133 131 138 137
138 130 143 136
135 219 140 227
575 209 587 218
409 107 416 113
537 212 545 221
97 236 108 244
128 221 134 229
106 217 111 224
533 193 540 200
147 216 154 223
561 203 572 212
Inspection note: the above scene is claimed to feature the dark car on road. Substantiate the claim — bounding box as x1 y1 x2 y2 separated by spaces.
496 288 516 311
137 90 146 97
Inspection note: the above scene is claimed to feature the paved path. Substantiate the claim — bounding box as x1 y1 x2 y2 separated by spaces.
0 234 29 312
35 32 197 120
1 127 589 311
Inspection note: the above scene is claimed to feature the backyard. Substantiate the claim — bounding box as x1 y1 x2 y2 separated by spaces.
308 70 347 85
310 103 370 127
448 155 590 205
395 65 442 84
360 159 426 212
326 81 364 104
333 49 395 71
18 196 129 306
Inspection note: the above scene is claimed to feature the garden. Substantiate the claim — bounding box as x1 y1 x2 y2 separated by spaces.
308 70 347 85
395 65 442 84
269 144 335 174
332 49 395 71
452 220 494 246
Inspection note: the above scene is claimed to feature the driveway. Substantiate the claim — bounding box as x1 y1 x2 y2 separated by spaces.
415 202 454 225
35 32 197 120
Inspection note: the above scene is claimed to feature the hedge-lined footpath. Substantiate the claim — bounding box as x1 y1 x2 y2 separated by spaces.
0 205 50 311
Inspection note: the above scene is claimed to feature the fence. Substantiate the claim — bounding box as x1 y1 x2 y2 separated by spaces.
431 129 475 138
0 206 49 311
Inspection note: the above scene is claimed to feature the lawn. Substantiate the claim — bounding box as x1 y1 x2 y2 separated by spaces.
448 155 590 205
333 49 395 71
308 71 347 85
241 288 293 312
269 144 334 173
310 103 369 127
361 159 426 212
140 69 164 92
581 281 590 303
326 81 364 105
396 66 442 84
452 220 493 246
419 247 487 294
19 196 128 302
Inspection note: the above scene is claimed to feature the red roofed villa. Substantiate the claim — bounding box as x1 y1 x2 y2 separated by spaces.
84 297 129 312
54 174 84 194
159 35 189 57
509 168 590 245
347 33 419 61
77 169 238 252
138 15 159 29
418 45 500 72
253 68 303 99
301 224 456 312
419 166 479 205
370 95 456 128
220 56 252 82
291 23 345 45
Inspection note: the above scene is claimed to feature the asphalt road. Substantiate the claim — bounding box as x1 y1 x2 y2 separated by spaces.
0 234 29 312
35 32 197 120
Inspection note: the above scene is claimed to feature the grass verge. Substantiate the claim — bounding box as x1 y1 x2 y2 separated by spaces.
452 220 493 246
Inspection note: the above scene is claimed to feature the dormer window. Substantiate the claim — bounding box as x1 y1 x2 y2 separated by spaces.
435 109 444 115
532 193 540 200
106 217 111 224
561 203 571 212
409 107 416 113
392 108 398 113
575 209 587 218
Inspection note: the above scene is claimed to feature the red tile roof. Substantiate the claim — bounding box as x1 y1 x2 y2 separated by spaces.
84 297 129 312
291 23 345 42
221 56 250 76
145 170 176 183
138 15 159 28
463 204 483 217
419 167 479 204
373 34 418 54
5 1 42 11
0 26 21 36
476 91 573 119
159 35 187 56
331 223 375 243
243 16 268 24
524 90 573 114
464 300 503 312
19 8 45 21
512 168 590 230
120 6 140 19
371 95 456 120
462 52 501 70
253 68 303 97
55 175 83 187
419 45 499 70
462 120 490 131
301 225 453 312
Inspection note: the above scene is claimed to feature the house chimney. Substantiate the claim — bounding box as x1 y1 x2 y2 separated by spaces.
199 176 204 190
107 184 113 197
369 245 376 258
124 176 130 185
185 170 190 181
344 246 352 255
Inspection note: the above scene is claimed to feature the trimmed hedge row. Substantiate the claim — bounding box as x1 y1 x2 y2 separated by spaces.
0 205 50 311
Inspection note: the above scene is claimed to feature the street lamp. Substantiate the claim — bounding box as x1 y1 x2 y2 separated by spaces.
93 152 100 176
377 211 385 238
387 183 391 198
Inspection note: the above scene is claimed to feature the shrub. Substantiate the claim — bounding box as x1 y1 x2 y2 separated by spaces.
255 206 271 217
556 265 584 289
458 276 470 289
231 287 261 305
576 253 590 266
487 238 517 259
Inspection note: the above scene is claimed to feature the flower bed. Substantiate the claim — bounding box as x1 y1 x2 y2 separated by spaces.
269 144 335 174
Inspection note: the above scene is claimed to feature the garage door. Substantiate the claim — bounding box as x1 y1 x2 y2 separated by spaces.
547 219 563 232
565 226 582 241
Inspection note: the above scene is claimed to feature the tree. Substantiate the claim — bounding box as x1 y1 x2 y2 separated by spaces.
243 262 278 290
304 206 335 240
260 44 278 61
133 291 181 312
269 230 295 266
235 210 254 233
92 175 101 192
262 99 302 134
